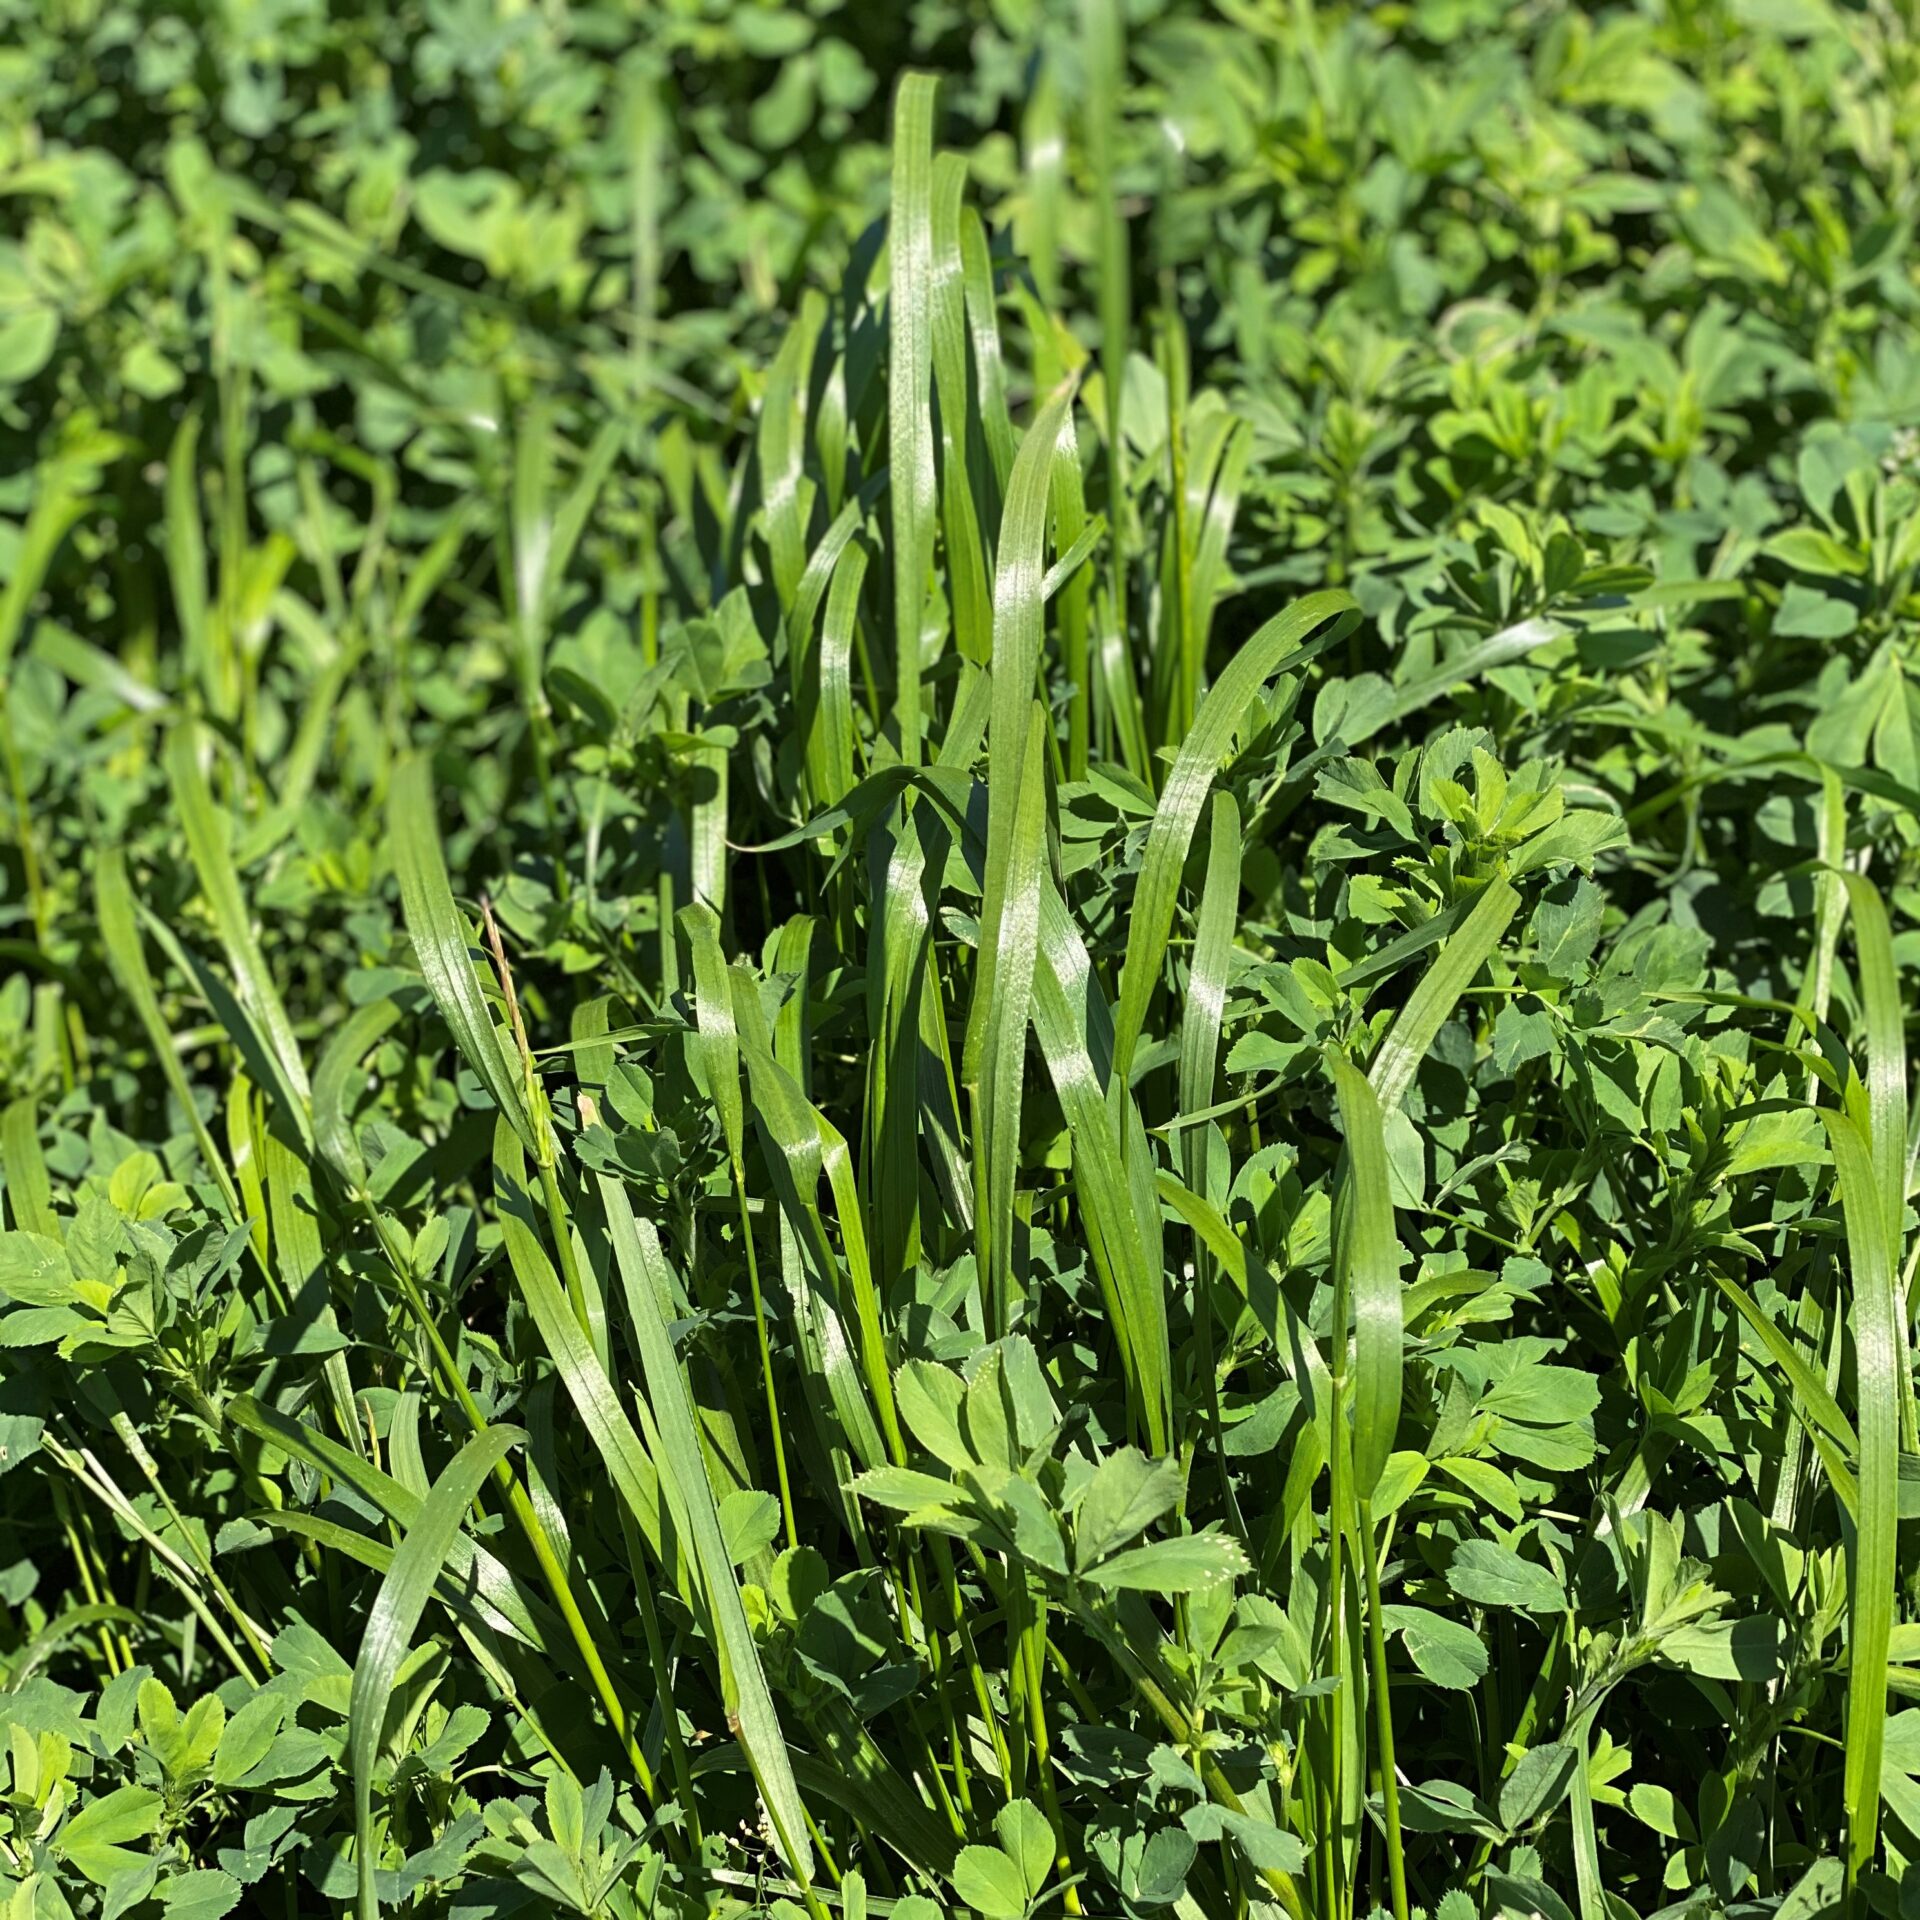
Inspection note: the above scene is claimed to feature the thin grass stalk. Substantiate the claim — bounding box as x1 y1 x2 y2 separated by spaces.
1357 1496 1409 1920
367 1207 662 1804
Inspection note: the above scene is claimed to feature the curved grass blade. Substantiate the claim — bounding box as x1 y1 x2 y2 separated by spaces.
492 1120 667 1561
865 805 938 1298
1316 616 1565 764
733 1025 895 1469
351 1423 523 1920
1110 589 1359 1088
1049 407 1094 780
312 997 405 1196
165 721 312 1126
389 755 537 1155
164 412 212 707
1032 879 1168 1450
964 379 1076 1335
758 294 826 610
1190 414 1251 645
683 910 799 1544
681 903 747 1169
814 539 868 809
228 1393 552 1653
1368 878 1519 1117
919 757 1170 1439
1179 792 1240 1200
963 375 1076 1067
961 206 1015 498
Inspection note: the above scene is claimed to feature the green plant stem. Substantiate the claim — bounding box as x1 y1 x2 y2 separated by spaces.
1021 1588 1081 1914
1358 1497 1408 1920
538 1155 598 1341
109 1409 273 1672
46 1433 262 1686
734 1164 799 1549
1084 1607 1308 1920
1325 1367 1348 1918
614 1504 698 1838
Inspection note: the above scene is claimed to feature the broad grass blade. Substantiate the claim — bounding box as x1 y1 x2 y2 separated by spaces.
1826 1110 1897 1889
389 755 537 1154
1330 1055 1400 1501
888 72 938 765
0 1098 54 1236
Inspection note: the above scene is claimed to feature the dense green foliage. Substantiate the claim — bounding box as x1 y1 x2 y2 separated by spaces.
6 3 1920 1917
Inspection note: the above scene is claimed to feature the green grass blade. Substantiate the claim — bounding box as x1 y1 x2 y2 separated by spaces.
687 730 730 916
491 1120 668 1561
0 457 91 677
759 293 827 609
865 807 938 1298
1110 589 1359 1087
1708 1271 1856 1464
1330 1055 1401 1503
229 1394 548 1651
972 701 1049 1339
259 1111 362 1444
1189 416 1252 647
312 997 404 1195
388 754 537 1155
1338 616 1564 757
351 1422 523 1920
964 379 1076 1333
931 153 990 669
0 1097 55 1236
545 419 623 610
1826 1109 1898 1891
887 71 938 766
960 205 1015 498
681 902 748 1171
1020 58 1064 312
596 1178 817 1884
164 721 312 1127
1177 791 1243 1498
733 1026 895 1468
1082 0 1129 640
1841 872 1908 1265
813 539 868 809
1367 878 1519 1116
164 411 213 708
1178 792 1240 1198
1032 885 1169 1450
974 379 1076 879
1050 408 1094 780
682 919 799 1543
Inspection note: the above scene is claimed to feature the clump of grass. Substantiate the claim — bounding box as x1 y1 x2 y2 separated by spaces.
2 31 1917 1920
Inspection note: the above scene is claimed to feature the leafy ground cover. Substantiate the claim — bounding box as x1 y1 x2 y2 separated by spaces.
5 2 1920 1917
